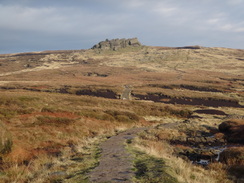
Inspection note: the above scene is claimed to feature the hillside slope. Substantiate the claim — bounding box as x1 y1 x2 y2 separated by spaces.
0 40 243 182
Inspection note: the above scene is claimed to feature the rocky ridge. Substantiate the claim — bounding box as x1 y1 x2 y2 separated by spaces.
92 38 141 50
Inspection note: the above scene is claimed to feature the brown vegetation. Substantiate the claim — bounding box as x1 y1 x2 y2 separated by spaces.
0 44 243 182
219 119 244 143
220 147 244 180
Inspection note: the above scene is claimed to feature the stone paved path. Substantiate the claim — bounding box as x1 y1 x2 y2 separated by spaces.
89 127 146 183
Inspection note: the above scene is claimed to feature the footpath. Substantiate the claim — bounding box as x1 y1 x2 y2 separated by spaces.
89 127 146 183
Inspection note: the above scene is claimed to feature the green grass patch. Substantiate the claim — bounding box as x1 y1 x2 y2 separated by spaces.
130 149 178 183
18 96 39 102
0 108 17 119
62 142 102 182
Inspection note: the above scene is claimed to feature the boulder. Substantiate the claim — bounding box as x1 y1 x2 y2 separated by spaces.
0 122 12 154
219 120 235 133
128 38 141 46
92 38 141 50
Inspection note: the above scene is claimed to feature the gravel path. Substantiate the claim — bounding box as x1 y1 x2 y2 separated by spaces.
89 127 146 183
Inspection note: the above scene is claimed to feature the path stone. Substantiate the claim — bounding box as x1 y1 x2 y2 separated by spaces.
89 127 146 183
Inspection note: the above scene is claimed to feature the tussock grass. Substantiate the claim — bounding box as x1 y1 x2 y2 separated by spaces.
131 138 231 183
128 117 235 183
0 45 243 182
131 149 178 183
0 92 134 182
0 90 194 182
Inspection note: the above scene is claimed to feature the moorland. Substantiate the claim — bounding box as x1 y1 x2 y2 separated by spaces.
0 38 243 183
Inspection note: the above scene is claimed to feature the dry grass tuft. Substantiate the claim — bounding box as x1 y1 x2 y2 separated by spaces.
132 137 231 183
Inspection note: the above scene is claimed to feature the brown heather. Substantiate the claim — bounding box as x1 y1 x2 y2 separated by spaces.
0 44 243 182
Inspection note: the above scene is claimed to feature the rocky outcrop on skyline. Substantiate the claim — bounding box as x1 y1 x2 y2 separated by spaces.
92 38 141 50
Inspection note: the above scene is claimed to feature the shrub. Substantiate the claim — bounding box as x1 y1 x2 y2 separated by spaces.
219 147 244 166
219 147 244 181
116 115 132 122
219 119 244 143
105 110 140 122
78 109 115 121
164 106 192 118
35 116 75 126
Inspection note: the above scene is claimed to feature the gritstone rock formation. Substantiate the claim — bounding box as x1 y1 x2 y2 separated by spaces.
92 38 141 51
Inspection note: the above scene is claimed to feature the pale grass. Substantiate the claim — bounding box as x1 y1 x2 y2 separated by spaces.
5 135 98 183
0 45 242 183
2 121 133 182
2 154 53 183
133 138 232 183
114 125 132 133
143 116 166 122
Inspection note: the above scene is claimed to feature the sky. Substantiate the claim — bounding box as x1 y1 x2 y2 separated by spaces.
0 0 244 54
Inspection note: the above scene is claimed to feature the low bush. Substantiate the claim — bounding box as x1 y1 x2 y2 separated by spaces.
132 103 192 118
219 147 244 166
228 165 244 179
78 109 115 121
105 110 140 122
219 119 244 143
0 122 12 155
35 116 75 126
220 147 244 181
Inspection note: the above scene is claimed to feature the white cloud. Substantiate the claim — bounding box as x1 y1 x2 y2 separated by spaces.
220 24 233 31
235 28 244 32
0 0 244 53
227 0 244 5
124 0 146 8
205 12 244 33
207 18 221 24
0 4 127 37
0 5 71 33
153 6 177 17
